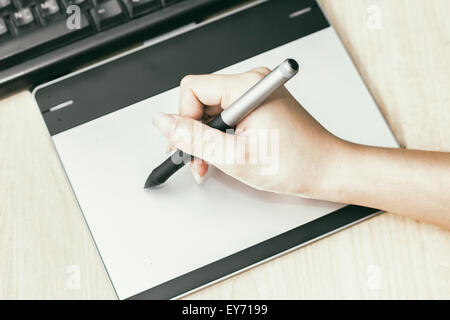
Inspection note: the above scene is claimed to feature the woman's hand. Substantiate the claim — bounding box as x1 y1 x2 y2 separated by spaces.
153 67 450 229
152 67 345 197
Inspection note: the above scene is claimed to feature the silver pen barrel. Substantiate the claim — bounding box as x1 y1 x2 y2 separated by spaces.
221 58 299 126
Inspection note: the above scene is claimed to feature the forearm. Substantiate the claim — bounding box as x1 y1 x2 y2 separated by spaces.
317 141 450 230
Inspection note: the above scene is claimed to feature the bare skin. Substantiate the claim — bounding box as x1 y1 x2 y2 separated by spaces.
153 67 450 230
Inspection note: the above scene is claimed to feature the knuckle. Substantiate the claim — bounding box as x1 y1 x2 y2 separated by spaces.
245 67 270 84
180 74 195 87
248 66 271 77
256 66 271 76
171 119 189 142
245 72 264 84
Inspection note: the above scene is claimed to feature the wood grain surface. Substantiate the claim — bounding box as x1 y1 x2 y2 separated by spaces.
0 0 448 299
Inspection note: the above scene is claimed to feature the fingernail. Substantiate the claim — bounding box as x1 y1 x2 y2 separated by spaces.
152 112 164 126
190 166 204 185
234 128 244 135
153 113 176 137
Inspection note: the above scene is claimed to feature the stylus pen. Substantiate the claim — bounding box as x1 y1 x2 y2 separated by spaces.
144 58 299 189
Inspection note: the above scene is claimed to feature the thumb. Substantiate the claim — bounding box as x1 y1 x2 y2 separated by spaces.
153 112 233 166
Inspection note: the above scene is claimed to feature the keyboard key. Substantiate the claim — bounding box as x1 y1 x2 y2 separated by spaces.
90 0 126 31
0 0 13 12
17 0 34 8
0 13 92 66
62 0 91 10
122 0 160 19
38 0 61 20
12 7 36 32
0 17 9 37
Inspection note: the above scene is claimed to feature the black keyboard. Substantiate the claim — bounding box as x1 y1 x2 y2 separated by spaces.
0 0 243 95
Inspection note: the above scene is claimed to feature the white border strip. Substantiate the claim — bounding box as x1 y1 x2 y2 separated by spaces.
48 100 74 112
289 7 312 19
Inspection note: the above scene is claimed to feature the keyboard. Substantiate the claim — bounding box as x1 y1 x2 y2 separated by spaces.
0 0 244 95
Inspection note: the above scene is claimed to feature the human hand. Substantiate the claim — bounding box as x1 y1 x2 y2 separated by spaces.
152 67 345 198
152 67 450 229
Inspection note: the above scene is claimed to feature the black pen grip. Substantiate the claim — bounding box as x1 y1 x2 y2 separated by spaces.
207 114 233 132
175 114 233 163
145 114 232 188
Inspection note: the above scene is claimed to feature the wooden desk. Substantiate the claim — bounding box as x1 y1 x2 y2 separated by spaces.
0 0 448 299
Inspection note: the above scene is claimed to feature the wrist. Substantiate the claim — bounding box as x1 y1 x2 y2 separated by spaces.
307 138 360 203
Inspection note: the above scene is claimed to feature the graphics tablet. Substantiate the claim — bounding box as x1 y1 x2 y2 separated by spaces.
33 0 398 299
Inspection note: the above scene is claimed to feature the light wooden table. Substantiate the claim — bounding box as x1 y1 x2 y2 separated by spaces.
0 0 449 299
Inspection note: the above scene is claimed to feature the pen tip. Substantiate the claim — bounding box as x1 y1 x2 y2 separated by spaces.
144 174 161 189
